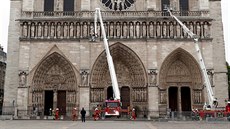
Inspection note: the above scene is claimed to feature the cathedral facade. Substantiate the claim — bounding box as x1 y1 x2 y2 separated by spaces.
3 0 228 118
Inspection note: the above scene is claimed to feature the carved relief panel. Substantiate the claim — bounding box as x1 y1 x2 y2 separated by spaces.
90 88 104 102
159 90 167 104
132 88 147 102
193 90 202 104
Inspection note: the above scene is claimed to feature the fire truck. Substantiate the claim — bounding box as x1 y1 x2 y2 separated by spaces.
164 6 230 120
93 8 127 119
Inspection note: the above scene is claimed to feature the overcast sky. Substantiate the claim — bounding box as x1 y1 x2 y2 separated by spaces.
0 0 230 63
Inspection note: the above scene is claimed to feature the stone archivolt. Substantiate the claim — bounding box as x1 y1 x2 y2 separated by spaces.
90 43 147 104
159 48 203 107
33 52 77 91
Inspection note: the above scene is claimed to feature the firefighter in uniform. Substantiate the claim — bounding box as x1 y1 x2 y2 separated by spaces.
55 108 59 120
131 108 136 120
94 107 100 121
72 107 77 121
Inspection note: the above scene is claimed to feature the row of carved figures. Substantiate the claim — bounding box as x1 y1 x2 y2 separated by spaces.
20 21 211 40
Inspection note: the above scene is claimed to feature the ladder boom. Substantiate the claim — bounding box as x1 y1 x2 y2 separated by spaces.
166 8 216 108
95 8 120 100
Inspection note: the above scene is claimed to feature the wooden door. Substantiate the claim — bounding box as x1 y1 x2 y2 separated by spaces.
121 87 130 109
57 91 66 115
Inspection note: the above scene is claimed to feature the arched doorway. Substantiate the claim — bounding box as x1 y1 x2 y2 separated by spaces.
90 43 147 110
159 48 203 112
32 52 78 116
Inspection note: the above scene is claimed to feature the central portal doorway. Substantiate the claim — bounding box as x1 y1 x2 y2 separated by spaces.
121 87 130 109
181 87 191 111
168 87 178 111
107 86 114 100
44 90 53 116
57 91 66 115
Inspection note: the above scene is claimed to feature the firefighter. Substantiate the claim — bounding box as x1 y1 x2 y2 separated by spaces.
72 107 77 121
131 108 136 120
55 108 59 120
94 107 100 121
226 101 230 112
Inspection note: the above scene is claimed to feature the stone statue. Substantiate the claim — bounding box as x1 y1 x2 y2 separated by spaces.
83 23 88 38
23 24 28 37
19 71 27 87
44 23 48 38
116 22 121 37
37 23 42 37
30 23 35 37
110 23 114 38
81 70 88 86
50 23 55 38
57 23 61 38
130 22 134 38
149 22 154 37
136 22 140 38
69 23 74 37
123 22 127 38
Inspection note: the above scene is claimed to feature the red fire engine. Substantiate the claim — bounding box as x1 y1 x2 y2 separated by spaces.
92 8 128 120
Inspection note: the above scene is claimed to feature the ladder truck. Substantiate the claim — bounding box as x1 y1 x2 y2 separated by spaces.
93 8 124 119
164 7 230 119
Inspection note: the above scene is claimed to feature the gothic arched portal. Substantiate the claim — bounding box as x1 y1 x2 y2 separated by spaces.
32 52 78 116
159 48 204 112
90 43 147 109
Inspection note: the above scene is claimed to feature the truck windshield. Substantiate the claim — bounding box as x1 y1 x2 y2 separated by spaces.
106 102 118 108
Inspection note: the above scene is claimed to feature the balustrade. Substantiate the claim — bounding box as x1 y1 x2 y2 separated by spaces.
21 11 209 19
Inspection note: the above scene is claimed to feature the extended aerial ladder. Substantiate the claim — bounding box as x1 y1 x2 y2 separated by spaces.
164 7 217 109
94 8 121 101
93 8 122 118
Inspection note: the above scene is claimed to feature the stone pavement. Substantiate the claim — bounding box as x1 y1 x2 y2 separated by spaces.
0 120 230 129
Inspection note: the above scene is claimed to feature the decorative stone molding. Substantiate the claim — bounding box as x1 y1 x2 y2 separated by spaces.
80 69 89 87
207 69 214 87
148 69 157 87
19 10 212 41
18 71 28 87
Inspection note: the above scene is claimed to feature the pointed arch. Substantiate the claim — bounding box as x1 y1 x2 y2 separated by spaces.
31 45 78 91
159 48 202 89
90 42 147 105
91 42 147 88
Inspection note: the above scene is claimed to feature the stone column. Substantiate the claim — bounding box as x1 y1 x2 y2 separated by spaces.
16 71 28 118
148 69 159 118
79 70 90 116
147 0 156 10
81 0 90 11
199 0 209 10
53 90 57 109
178 87 181 112
22 0 34 11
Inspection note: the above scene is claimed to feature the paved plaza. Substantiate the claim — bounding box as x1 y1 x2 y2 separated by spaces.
0 120 230 129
